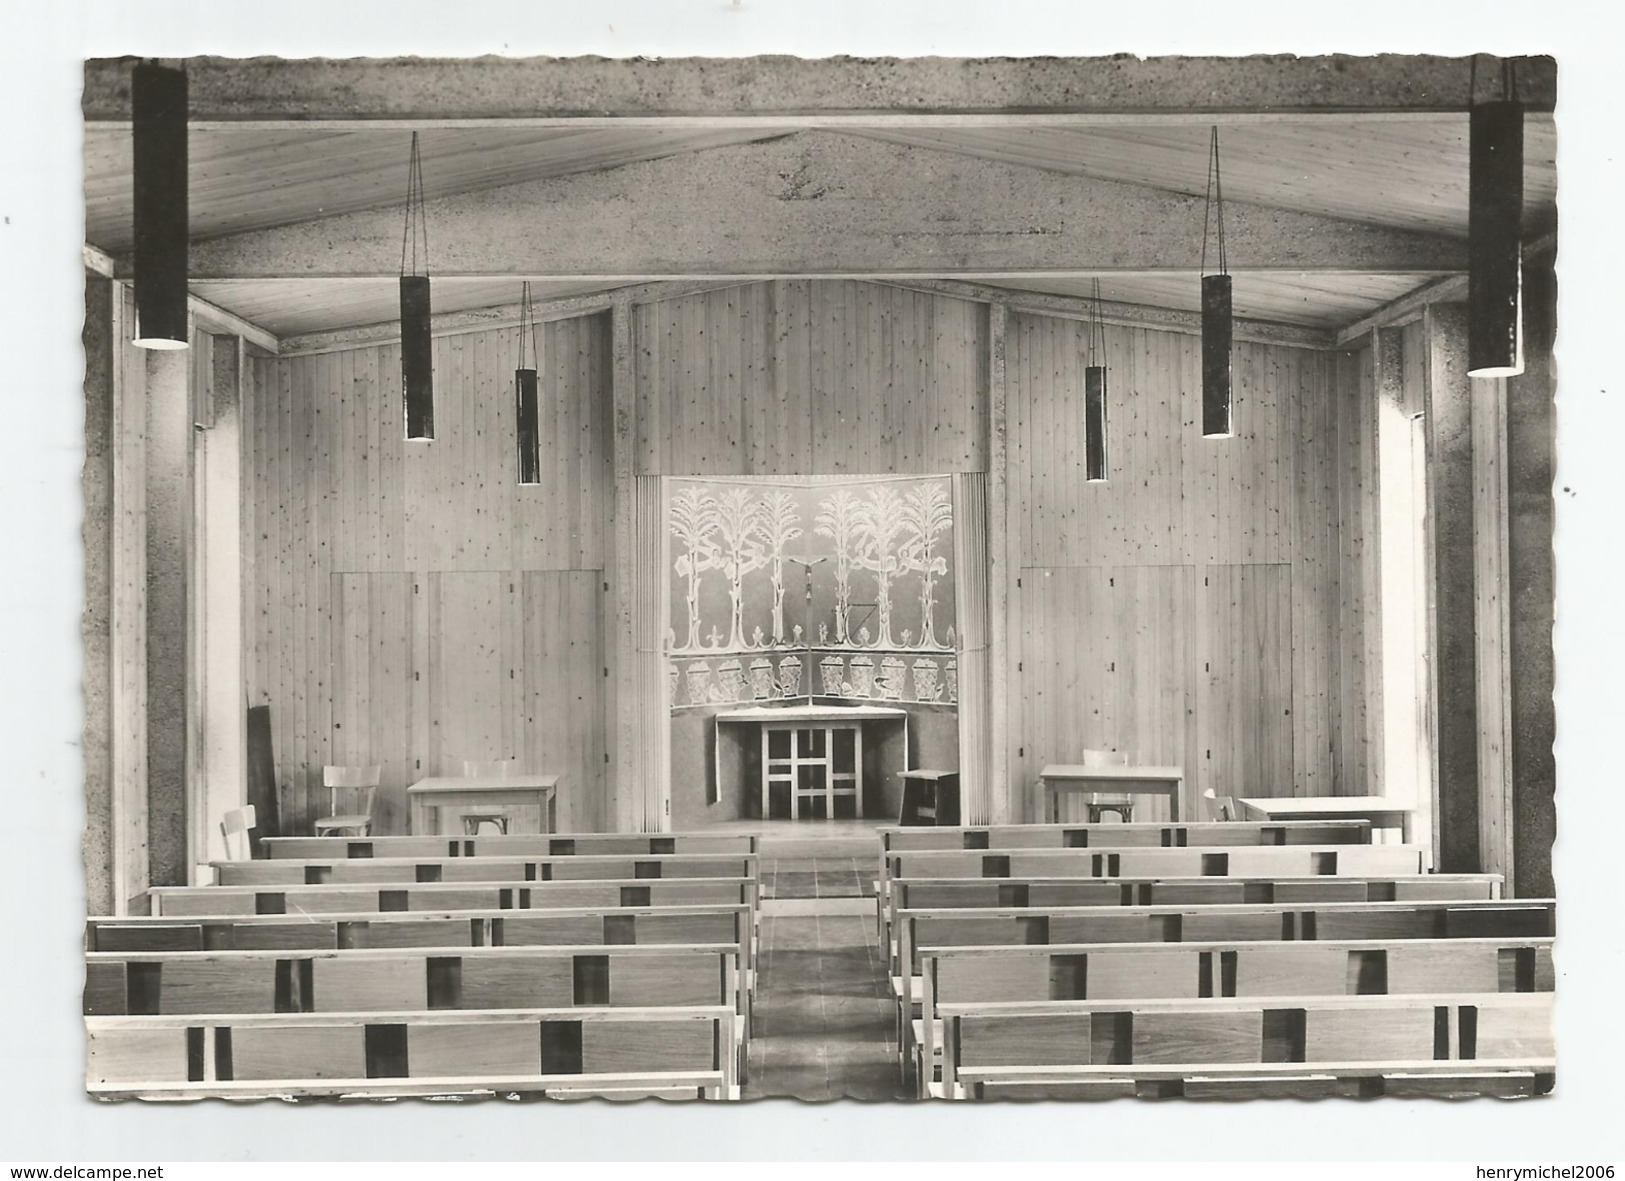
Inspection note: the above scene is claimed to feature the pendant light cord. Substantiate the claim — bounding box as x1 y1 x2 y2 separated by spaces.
1201 126 1227 278
516 281 540 371
1087 278 1106 370
400 132 430 278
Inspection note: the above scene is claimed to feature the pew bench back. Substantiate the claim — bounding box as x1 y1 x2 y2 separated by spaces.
261 833 760 859
939 993 1553 1098
149 876 758 917
211 852 759 887
84 944 741 1018
86 1005 737 1099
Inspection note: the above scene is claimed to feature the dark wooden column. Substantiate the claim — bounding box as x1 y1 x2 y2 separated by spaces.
1423 303 1481 873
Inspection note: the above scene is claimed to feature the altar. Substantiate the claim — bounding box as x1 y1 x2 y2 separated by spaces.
714 704 910 821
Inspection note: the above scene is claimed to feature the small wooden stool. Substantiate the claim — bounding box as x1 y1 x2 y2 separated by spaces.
898 770 961 827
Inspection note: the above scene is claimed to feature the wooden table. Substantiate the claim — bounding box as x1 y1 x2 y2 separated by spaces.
715 704 908 821
407 774 559 836
1237 796 1414 844
1038 765 1185 823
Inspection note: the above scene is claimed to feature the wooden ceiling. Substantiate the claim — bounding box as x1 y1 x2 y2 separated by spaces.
848 119 1557 239
83 110 1559 340
83 126 790 250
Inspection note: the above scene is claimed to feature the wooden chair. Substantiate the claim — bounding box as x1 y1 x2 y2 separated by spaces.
1204 789 1241 822
1081 749 1133 823
461 759 516 835
315 765 380 836
219 805 256 861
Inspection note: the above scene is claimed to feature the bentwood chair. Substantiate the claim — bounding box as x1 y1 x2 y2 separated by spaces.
219 805 256 861
316 764 381 836
1203 787 1241 822
1081 748 1134 824
460 758 516 835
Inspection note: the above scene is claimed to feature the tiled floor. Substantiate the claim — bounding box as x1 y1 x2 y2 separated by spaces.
746 856 905 1101
760 857 877 901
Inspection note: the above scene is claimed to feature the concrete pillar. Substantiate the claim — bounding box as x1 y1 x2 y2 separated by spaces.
1423 303 1481 873
145 344 190 887
1505 261 1557 897
82 274 115 915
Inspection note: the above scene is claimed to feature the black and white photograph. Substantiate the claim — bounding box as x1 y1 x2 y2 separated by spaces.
4 0 1624 1166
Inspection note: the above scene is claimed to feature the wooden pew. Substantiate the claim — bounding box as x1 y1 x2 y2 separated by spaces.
872 821 1376 939
85 944 741 1018
149 876 759 917
88 903 752 954
889 845 1424 884
911 936 1554 1095
85 942 749 1080
87 1005 739 1100
895 897 1556 978
261 833 760 859
878 847 1439 954
88 903 758 1010
939 994 1554 1100
890 898 1555 1074
208 851 759 887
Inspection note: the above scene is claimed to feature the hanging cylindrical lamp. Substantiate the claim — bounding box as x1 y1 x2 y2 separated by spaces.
1084 279 1109 483
515 282 542 485
1468 60 1525 378
400 132 435 440
1200 127 1233 439
131 62 189 349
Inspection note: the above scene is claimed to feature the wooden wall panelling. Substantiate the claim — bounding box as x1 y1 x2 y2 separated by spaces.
635 280 986 478
1186 340 1291 568
1197 564 1294 801
521 571 608 833
427 572 507 775
757 281 806 475
1019 566 1194 823
1288 347 1340 797
328 572 414 834
1343 344 1384 797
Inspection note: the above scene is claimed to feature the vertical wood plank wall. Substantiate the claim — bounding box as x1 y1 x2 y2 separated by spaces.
633 281 988 477
1006 313 1378 817
244 316 612 834
244 280 1377 832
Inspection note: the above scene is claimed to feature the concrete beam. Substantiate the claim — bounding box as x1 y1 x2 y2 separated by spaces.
82 55 1557 126
165 133 1465 280
1333 231 1559 347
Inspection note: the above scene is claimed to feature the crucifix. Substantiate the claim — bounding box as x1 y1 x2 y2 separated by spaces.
783 554 829 702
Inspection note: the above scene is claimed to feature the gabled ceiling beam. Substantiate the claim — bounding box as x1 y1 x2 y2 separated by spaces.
274 279 754 357
82 54 1556 127
140 133 1465 281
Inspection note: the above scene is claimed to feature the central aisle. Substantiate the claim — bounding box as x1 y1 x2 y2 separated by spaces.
745 832 906 1101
